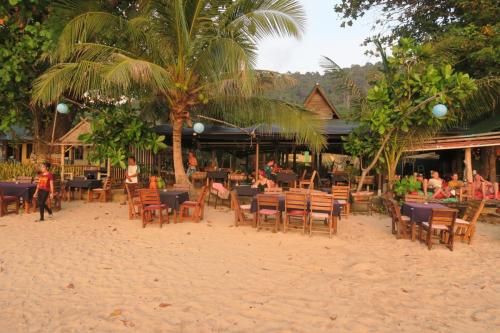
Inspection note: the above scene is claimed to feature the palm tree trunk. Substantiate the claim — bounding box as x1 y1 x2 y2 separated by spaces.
172 117 189 184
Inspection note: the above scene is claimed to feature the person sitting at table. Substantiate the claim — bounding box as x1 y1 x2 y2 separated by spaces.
33 162 54 222
252 170 275 191
264 160 275 179
423 171 448 199
473 173 499 199
445 172 464 197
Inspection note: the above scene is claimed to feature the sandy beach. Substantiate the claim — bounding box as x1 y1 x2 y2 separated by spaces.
0 201 499 333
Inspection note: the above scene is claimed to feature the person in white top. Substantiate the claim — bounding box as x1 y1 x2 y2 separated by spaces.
423 171 446 198
122 156 140 204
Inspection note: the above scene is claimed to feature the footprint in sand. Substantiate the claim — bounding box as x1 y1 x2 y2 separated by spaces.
471 307 500 326
347 262 388 280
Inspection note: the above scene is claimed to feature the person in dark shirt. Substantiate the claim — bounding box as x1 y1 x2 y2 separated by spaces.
33 162 54 222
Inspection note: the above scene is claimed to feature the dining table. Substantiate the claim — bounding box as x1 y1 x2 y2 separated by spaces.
234 185 259 197
159 189 190 223
401 202 448 241
66 179 102 200
0 182 37 213
206 170 229 184
274 173 298 187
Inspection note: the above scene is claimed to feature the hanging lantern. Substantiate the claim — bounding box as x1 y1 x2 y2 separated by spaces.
193 122 205 134
432 104 448 118
56 103 69 114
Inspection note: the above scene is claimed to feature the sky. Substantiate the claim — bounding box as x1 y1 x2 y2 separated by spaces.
256 0 380 73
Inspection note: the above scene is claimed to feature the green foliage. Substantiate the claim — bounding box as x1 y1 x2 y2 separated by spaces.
0 162 37 181
343 39 476 188
78 107 167 169
393 176 422 197
0 0 52 131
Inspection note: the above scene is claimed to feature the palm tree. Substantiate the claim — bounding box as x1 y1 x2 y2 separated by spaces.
32 0 326 183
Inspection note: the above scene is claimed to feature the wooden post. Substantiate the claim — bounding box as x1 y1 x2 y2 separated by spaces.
488 147 497 182
60 145 65 179
464 147 473 182
255 142 260 176
292 146 297 171
211 150 216 168
107 158 111 180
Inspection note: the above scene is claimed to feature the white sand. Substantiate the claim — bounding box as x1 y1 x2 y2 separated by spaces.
0 201 499 332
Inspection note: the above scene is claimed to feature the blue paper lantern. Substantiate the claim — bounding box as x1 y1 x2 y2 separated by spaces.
432 104 448 118
193 122 205 134
56 103 69 114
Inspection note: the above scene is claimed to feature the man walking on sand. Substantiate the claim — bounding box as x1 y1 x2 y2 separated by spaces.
122 156 140 204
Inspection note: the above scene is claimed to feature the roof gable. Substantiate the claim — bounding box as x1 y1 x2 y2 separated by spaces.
58 119 91 145
304 84 341 120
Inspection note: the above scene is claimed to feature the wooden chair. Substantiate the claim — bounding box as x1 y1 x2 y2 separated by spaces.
418 208 457 251
332 185 350 218
284 192 308 233
230 190 253 226
299 169 307 182
256 194 281 232
48 179 63 211
16 176 33 183
459 183 475 202
89 178 111 202
351 192 373 215
299 170 317 189
355 175 375 190
179 186 208 223
264 187 283 193
288 187 308 193
404 193 426 203
138 189 169 228
454 200 486 244
208 182 230 208
388 199 411 239
191 172 207 188
309 194 336 238
126 183 142 220
0 189 19 217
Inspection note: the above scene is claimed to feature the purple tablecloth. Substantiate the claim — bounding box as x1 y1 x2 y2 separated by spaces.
234 186 259 197
401 202 448 223
207 171 228 182
274 173 298 183
159 190 189 211
0 182 36 202
66 179 102 189
250 194 342 217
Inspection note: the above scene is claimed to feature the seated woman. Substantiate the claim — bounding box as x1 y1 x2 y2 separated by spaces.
423 171 449 199
473 173 499 199
252 170 275 191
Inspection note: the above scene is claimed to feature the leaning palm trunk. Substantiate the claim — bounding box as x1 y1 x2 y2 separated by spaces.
172 117 188 184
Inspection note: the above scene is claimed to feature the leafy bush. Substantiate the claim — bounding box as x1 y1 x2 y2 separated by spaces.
393 176 422 197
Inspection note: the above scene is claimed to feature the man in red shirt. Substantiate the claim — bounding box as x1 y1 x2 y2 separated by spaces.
33 162 54 222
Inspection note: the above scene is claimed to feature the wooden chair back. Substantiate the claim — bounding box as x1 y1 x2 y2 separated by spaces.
331 185 349 200
355 176 375 185
352 193 372 204
289 187 307 193
310 194 334 214
264 187 283 193
198 186 209 205
389 199 405 223
257 194 279 211
405 193 425 203
102 178 111 190
300 169 307 181
463 200 486 226
173 183 190 191
138 189 161 206
459 183 475 202
285 192 307 212
429 208 457 228
16 176 33 183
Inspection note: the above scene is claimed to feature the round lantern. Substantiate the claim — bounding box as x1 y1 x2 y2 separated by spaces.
432 104 448 118
56 103 69 114
193 122 205 134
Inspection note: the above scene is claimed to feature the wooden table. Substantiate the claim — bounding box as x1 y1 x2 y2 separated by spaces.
0 182 37 214
159 190 189 223
401 202 448 241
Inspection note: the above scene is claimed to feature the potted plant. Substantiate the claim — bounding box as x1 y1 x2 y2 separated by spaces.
394 176 422 198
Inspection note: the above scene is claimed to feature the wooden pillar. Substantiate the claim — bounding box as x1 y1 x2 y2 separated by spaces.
60 145 65 178
292 146 297 171
107 158 111 179
488 147 497 182
211 150 216 168
255 142 260 176
464 147 473 182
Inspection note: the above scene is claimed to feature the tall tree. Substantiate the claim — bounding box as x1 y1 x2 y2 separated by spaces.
31 0 326 183
324 39 476 192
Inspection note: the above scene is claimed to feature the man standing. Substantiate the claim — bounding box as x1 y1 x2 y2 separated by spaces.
122 156 140 204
